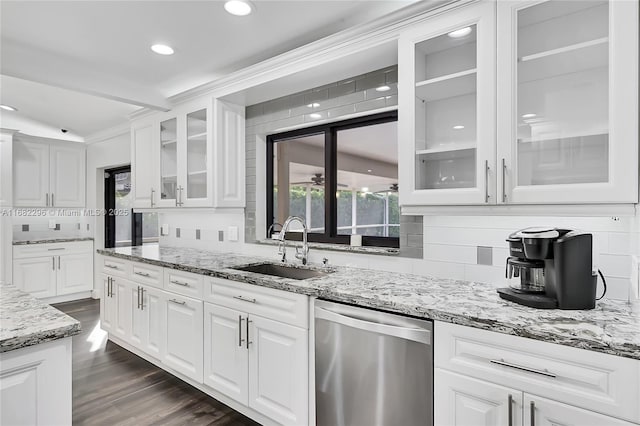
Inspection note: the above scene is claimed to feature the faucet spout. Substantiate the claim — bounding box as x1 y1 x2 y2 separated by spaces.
278 216 309 265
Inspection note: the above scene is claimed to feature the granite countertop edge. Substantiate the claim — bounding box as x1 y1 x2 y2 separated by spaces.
97 248 640 361
13 237 95 245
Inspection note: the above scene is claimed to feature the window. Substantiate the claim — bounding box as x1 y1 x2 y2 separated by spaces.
267 112 399 247
104 166 159 248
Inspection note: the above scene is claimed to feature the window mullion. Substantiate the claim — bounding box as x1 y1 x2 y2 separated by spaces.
325 128 337 239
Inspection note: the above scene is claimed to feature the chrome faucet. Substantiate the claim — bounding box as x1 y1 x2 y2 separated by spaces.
278 216 309 265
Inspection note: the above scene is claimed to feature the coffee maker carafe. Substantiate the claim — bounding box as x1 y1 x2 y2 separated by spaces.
497 227 606 309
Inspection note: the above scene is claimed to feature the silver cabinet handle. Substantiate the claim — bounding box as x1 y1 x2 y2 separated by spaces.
530 401 535 426
138 286 142 309
46 193 49 207
490 359 556 378
169 298 186 305
51 193 54 207
52 256 55 270
135 271 151 277
484 159 490 203
150 188 155 208
105 264 119 269
177 186 184 206
140 288 145 311
233 295 256 303
508 394 513 426
58 256 61 269
238 316 245 347
48 248 65 251
501 158 507 203
170 279 189 287
246 318 252 349
107 277 112 297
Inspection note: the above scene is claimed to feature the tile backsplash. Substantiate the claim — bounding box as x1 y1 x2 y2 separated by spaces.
12 213 92 242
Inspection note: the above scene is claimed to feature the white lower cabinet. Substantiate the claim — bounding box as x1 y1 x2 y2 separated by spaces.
435 369 522 426
434 322 640 425
13 257 56 298
248 315 308 425
114 278 132 340
204 303 249 405
101 275 116 332
163 293 203 382
56 252 93 295
134 284 165 360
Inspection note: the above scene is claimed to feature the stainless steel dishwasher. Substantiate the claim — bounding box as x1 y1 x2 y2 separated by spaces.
314 300 433 426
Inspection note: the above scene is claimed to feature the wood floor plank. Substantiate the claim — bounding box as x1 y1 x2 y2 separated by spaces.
53 299 261 426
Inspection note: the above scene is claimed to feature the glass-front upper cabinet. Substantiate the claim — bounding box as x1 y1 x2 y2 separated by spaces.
156 100 213 208
497 0 638 204
398 2 496 205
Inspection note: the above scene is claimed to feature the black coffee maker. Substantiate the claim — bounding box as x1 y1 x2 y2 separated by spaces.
497 227 606 309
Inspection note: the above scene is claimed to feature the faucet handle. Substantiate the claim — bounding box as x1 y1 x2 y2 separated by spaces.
322 257 329 266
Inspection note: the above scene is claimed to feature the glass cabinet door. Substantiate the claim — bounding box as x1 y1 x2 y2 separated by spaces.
159 117 178 204
498 0 638 204
185 109 208 202
399 2 495 205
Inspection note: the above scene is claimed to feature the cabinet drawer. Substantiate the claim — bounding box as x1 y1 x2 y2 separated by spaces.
205 277 309 329
101 256 131 277
164 269 203 298
13 241 93 259
434 321 640 423
130 262 163 289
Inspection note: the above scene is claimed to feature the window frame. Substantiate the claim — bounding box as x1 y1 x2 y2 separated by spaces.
266 111 399 248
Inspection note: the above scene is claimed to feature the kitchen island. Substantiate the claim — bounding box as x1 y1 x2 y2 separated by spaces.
0 283 81 425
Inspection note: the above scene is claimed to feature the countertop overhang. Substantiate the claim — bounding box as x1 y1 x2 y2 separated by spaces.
98 245 640 361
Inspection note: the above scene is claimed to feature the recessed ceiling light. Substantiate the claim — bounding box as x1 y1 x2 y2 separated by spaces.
367 169 373 173
307 103 320 108
151 44 174 55
522 113 537 119
448 27 472 38
224 0 253 16
376 85 391 92
309 113 322 119
0 104 17 111
361 187 369 192
453 125 465 130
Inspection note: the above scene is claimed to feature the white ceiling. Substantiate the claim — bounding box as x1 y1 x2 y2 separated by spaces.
0 0 411 140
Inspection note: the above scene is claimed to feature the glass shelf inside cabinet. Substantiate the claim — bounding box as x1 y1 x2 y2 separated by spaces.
186 109 207 199
160 118 178 200
414 24 478 190
516 1 609 186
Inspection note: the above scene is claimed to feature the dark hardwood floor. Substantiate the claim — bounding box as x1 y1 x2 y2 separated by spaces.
53 298 261 426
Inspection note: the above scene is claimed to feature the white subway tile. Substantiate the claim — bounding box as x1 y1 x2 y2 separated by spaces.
597 254 632 278
412 260 465 280
599 277 630 302
424 243 476 264
492 248 509 266
608 232 639 255
464 264 506 286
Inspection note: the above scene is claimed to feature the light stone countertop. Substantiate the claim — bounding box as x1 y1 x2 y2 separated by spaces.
0 284 81 353
13 237 94 245
98 245 640 361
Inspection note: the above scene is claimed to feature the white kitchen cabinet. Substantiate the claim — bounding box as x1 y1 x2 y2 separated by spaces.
524 394 636 426
13 137 86 208
113 278 132 340
56 252 93 296
49 144 85 207
13 256 56 298
248 314 308 426
435 369 522 426
213 99 245 208
0 129 15 207
497 0 638 204
163 293 203 382
398 1 496 205
130 284 165 360
13 242 94 300
399 0 639 206
204 303 249 405
131 120 158 208
13 139 50 207
101 275 117 333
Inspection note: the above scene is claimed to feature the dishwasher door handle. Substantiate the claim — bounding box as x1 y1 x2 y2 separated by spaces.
315 306 431 344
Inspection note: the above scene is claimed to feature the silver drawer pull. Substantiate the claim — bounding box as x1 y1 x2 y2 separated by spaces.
233 295 256 304
170 280 189 287
135 271 151 277
47 248 65 251
490 359 556 378
105 264 119 269
169 299 186 305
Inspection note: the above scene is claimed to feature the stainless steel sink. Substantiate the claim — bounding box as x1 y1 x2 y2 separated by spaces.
232 262 330 280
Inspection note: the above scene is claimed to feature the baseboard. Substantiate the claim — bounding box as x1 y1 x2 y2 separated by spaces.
107 335 280 426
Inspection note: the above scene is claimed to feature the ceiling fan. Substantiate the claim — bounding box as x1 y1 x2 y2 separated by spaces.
374 183 399 195
291 173 348 188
